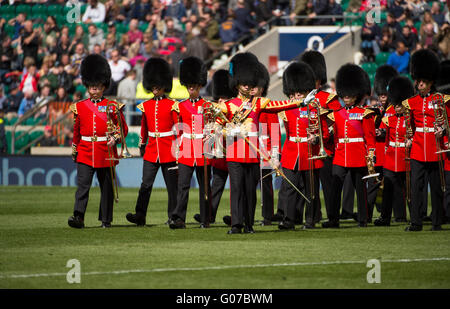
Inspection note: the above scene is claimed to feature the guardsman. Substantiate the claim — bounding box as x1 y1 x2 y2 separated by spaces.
403 49 445 232
68 54 128 228
169 56 212 229
321 63 376 228
374 76 415 226
126 58 178 226
194 69 236 224
299 51 341 223
214 52 309 234
277 61 330 230
367 65 399 221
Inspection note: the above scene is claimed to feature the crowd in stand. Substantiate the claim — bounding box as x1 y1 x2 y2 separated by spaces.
0 0 449 151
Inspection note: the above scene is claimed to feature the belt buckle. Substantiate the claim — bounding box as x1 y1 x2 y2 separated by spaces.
295 137 301 143
155 132 160 138
424 127 429 133
91 135 97 142
344 137 349 143
395 142 400 147
191 134 195 140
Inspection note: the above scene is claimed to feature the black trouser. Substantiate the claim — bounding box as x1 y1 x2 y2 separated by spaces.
280 167 321 225
410 159 443 226
276 175 304 222
367 166 383 219
261 168 275 220
327 165 368 223
74 163 113 223
134 160 178 220
341 172 355 217
228 162 259 228
172 163 212 223
380 168 407 221
445 171 450 219
211 167 228 222
320 156 335 217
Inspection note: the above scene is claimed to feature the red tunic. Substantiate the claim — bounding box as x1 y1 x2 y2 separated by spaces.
316 90 341 156
329 106 376 168
137 97 178 163
176 98 209 167
404 94 443 162
224 95 303 163
71 98 128 168
279 104 330 171
375 104 395 167
383 114 407 172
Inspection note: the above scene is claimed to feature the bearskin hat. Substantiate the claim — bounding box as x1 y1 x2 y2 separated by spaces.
436 60 450 94
179 56 207 87
336 63 368 103
211 69 237 100
410 49 440 83
282 61 316 97
299 50 327 86
388 76 415 106
228 52 260 91
143 57 173 93
256 62 270 97
81 54 111 89
374 65 398 96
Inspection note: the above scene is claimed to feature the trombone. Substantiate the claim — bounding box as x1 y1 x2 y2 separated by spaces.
431 93 449 193
105 101 132 203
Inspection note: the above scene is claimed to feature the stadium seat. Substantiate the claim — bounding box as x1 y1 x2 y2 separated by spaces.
126 132 140 148
31 4 47 15
15 4 32 16
5 131 12 154
13 131 30 154
361 62 377 74
116 23 129 34
375 52 390 65
29 130 44 143
0 5 15 15
47 4 63 16
9 117 18 126
139 23 149 33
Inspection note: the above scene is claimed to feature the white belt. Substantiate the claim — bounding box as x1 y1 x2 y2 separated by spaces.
289 136 308 143
182 133 204 140
338 137 364 143
245 132 259 137
389 141 405 147
415 127 435 133
148 131 174 137
81 136 107 142
259 135 269 140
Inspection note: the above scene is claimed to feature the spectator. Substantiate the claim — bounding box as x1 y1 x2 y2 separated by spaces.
308 0 330 25
104 0 122 23
210 0 228 24
54 34 71 62
18 90 36 118
70 25 89 54
185 27 213 60
20 21 41 64
3 83 23 120
419 11 439 39
361 17 382 60
399 25 418 52
55 87 71 103
0 36 15 79
406 0 430 22
92 43 105 56
359 0 387 12
39 125 58 147
419 22 438 50
254 0 282 26
383 12 402 42
0 107 6 154
41 17 58 51
118 33 132 58
82 0 107 23
163 17 185 40
405 17 419 35
87 24 105 53
0 86 6 110
327 0 343 25
56 63 74 94
127 19 144 44
436 22 450 58
200 9 222 49
8 13 26 41
389 0 407 23
386 40 410 74
63 125 74 147
379 27 396 53
288 0 309 26
430 1 446 27
19 64 39 94
104 33 119 59
117 70 137 114
165 0 188 23
234 0 258 34
34 85 53 120
108 49 131 95
37 63 51 90
219 12 248 50
139 34 159 59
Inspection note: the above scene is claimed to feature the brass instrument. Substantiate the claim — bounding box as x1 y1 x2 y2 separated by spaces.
404 103 413 204
362 150 381 183
105 101 132 203
431 93 448 193
308 98 329 161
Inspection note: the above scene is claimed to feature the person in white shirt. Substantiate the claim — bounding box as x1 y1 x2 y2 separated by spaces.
82 0 106 23
107 49 131 95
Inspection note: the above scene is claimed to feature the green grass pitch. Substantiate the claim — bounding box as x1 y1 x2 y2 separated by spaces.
0 186 449 289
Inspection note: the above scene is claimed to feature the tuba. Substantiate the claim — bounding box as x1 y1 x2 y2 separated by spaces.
105 101 132 203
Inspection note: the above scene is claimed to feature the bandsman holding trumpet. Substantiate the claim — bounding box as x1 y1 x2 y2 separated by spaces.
321 63 376 228
126 58 178 226
68 54 128 229
403 49 445 232
277 61 330 230
374 76 415 226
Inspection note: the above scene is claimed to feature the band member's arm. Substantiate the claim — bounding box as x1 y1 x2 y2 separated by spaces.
363 110 376 156
260 97 305 113
137 103 148 156
70 103 80 162
382 117 389 152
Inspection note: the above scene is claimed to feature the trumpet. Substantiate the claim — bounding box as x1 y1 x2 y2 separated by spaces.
105 101 132 203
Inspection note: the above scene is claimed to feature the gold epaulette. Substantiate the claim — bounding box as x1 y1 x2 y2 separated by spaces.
382 116 389 126
327 112 335 122
278 111 287 122
402 99 411 110
171 101 180 113
444 94 450 104
69 102 78 114
136 103 145 113
259 97 271 109
363 108 375 117
118 103 125 110
326 93 337 105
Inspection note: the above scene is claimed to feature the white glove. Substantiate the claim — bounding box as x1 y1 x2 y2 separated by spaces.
304 89 318 105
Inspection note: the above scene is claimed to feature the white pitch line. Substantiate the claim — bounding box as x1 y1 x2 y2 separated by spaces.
1 257 449 279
